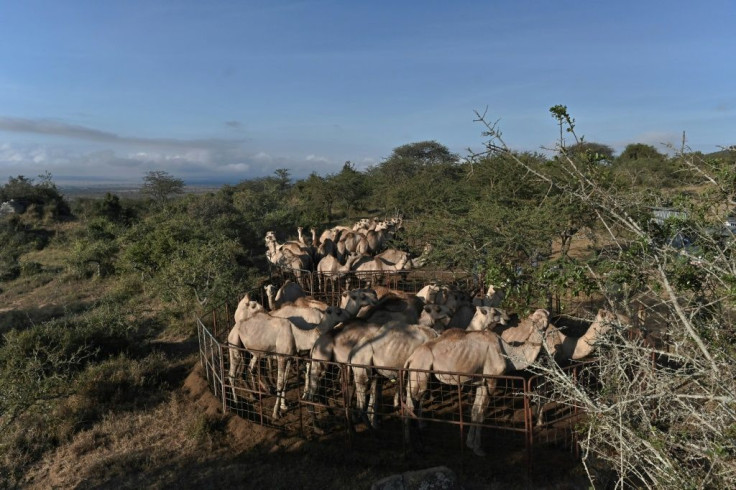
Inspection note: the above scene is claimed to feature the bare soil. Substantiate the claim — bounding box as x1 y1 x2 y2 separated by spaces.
22 354 590 489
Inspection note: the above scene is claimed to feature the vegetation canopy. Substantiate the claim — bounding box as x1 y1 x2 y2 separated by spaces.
1 109 734 488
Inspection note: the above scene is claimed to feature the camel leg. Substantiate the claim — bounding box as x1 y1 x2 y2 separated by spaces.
403 373 427 453
302 361 311 398
369 377 384 429
227 347 244 404
280 358 291 411
367 376 378 428
272 357 288 419
353 367 369 424
247 354 260 390
467 385 490 456
305 360 328 427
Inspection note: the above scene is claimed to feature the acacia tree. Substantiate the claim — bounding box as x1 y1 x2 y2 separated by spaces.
474 106 736 488
329 162 367 219
141 170 184 208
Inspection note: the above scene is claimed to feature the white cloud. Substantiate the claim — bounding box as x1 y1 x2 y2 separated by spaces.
305 154 330 164
252 151 273 162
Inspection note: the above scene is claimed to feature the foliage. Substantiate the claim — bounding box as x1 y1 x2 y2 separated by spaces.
366 140 460 214
0 173 71 221
2 114 735 488
619 143 666 161
475 105 736 488
141 170 185 208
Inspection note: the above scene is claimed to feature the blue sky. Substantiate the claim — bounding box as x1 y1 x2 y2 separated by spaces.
1 1 734 186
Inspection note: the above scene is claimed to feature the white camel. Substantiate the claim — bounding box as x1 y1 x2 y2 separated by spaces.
364 220 389 254
416 282 441 305
543 308 620 362
264 282 327 311
349 321 440 428
263 280 306 310
352 253 410 287
305 319 384 411
403 308 551 456
316 252 359 292
417 304 454 331
375 243 432 270
227 305 351 418
472 284 505 308
464 306 510 331
233 293 266 324
359 291 425 325
265 230 311 257
265 237 312 285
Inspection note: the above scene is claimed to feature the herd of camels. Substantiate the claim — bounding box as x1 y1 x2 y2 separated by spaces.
227 220 632 456
264 217 432 289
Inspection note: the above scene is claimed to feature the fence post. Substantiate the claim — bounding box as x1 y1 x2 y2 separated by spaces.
342 365 354 448
457 375 465 459
219 342 227 414
524 377 533 474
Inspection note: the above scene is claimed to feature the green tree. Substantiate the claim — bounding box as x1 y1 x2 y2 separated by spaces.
474 106 736 488
564 141 615 163
141 170 184 208
366 141 459 214
618 143 665 161
0 173 70 220
329 162 367 219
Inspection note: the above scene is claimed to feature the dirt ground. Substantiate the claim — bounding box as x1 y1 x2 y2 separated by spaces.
22 353 591 490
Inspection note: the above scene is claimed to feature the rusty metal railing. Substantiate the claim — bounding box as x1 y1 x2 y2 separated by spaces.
197 306 595 467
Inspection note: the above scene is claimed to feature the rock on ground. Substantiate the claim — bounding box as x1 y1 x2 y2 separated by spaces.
372 466 459 490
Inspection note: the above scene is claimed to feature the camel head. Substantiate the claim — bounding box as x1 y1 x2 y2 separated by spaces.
319 306 352 332
234 293 266 324
593 308 624 337
340 288 379 315
374 220 389 232
420 304 453 332
436 286 463 313
530 308 551 333
353 218 371 231
469 306 510 331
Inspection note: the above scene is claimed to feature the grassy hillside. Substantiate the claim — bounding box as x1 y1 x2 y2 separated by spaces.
2 137 735 488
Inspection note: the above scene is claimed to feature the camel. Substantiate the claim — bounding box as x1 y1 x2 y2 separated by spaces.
417 283 464 315
337 230 369 257
316 252 359 292
364 220 389 254
542 308 620 363
296 226 309 247
263 280 306 310
464 306 510 331
305 318 384 414
269 285 378 331
250 287 377 392
359 292 424 325
265 230 311 257
266 239 312 287
403 308 551 456
349 321 440 428
416 282 441 305
233 293 266 324
417 304 453 331
445 302 476 329
227 305 351 418
264 282 328 311
316 228 345 264
472 284 505 308
352 253 410 287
